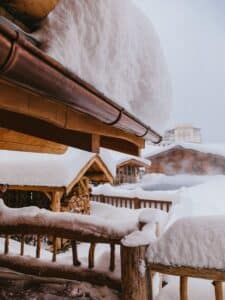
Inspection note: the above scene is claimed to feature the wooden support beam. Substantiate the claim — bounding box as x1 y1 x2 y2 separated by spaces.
214 281 223 300
91 134 100 153
180 276 188 300
0 80 145 155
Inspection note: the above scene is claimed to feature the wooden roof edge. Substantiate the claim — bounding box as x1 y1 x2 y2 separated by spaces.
117 158 150 168
65 155 113 195
0 20 162 144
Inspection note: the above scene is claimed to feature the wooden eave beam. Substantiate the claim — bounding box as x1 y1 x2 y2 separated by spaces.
8 185 65 193
0 79 144 155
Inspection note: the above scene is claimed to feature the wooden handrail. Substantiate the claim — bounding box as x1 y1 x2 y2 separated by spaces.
148 263 225 300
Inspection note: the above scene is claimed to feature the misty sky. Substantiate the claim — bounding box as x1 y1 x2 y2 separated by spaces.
135 0 225 143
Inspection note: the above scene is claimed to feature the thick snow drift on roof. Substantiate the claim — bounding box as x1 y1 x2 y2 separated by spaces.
34 0 171 131
0 148 95 187
100 148 150 177
143 143 225 158
147 216 225 270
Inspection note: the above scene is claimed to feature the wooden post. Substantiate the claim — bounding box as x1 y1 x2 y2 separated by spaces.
180 276 188 300
50 191 63 249
20 234 25 256
4 235 9 255
36 235 41 258
88 243 96 269
134 197 141 209
109 243 115 272
71 240 81 266
214 281 223 300
121 245 149 300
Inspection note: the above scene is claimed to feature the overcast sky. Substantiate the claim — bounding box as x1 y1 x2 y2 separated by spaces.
135 0 225 143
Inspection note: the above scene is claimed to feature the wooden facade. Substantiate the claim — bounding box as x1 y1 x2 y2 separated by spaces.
146 146 225 175
115 159 149 185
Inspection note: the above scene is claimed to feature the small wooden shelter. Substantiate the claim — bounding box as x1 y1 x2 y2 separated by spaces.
115 158 150 184
2 147 113 213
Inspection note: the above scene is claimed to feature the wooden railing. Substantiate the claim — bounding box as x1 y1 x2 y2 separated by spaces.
147 263 225 300
0 223 123 291
91 194 172 212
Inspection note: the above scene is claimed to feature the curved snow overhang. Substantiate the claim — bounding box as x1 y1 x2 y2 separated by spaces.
0 22 162 154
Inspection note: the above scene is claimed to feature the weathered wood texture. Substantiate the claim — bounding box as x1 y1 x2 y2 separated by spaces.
91 194 172 212
121 245 149 300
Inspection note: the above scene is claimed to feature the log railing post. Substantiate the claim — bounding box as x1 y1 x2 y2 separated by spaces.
180 276 188 300
121 245 149 300
213 281 223 300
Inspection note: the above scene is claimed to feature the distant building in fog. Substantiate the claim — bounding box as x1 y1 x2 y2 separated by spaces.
162 124 202 145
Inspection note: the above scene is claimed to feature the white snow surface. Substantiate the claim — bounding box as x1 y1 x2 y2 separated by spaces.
0 200 140 238
0 147 116 187
92 183 174 202
34 0 171 131
147 215 225 270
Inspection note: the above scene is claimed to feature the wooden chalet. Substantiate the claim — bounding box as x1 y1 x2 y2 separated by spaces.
2 146 113 214
115 157 150 184
145 144 225 175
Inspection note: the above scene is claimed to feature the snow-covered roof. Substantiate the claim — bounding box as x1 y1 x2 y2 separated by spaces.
100 148 150 174
143 143 225 159
0 148 113 187
35 0 171 132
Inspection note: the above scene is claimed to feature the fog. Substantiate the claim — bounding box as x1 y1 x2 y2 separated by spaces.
135 0 225 143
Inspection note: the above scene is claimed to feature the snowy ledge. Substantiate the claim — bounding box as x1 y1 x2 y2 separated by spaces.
147 216 225 270
0 200 140 241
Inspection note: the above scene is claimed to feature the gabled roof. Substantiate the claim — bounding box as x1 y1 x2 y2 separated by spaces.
0 148 113 192
143 143 225 159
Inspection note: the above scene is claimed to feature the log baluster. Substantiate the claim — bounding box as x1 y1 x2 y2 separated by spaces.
20 234 25 256
4 235 9 255
88 243 96 269
180 276 188 300
109 243 115 272
71 240 81 266
52 236 57 262
213 281 223 300
36 234 41 258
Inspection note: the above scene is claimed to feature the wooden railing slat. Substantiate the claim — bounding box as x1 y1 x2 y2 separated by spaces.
71 240 81 266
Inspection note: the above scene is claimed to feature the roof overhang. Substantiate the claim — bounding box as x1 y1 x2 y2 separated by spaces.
0 20 162 155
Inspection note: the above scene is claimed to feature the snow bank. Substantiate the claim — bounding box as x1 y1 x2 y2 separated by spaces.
147 216 225 269
122 209 168 247
92 183 174 202
34 0 171 131
167 176 225 226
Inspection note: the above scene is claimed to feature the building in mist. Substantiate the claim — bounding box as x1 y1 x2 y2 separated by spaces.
145 145 225 175
162 124 202 145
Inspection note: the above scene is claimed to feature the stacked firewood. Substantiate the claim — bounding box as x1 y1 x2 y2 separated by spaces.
61 177 91 215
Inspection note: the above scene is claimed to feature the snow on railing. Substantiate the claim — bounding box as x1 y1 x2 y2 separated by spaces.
91 194 172 212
